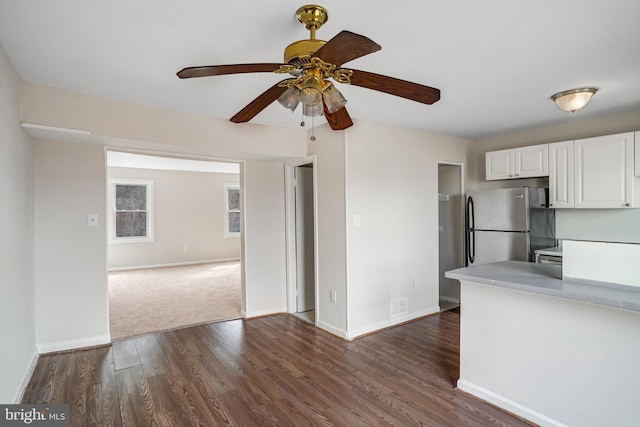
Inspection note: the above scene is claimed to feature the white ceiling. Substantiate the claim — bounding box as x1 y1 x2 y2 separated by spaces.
1 0 639 139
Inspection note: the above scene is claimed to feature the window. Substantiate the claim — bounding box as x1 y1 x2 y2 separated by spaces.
224 183 240 237
109 179 154 242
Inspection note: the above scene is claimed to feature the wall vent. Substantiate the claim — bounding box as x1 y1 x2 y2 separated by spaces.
391 297 408 316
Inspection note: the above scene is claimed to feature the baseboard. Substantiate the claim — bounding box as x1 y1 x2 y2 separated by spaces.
108 258 241 272
456 379 567 427
317 320 348 340
13 350 39 403
37 335 111 354
347 306 440 340
439 295 460 304
244 307 287 319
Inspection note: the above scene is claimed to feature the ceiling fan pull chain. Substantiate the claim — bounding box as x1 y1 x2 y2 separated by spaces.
310 116 317 142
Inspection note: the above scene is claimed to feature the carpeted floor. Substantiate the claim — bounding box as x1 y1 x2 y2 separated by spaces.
108 261 241 340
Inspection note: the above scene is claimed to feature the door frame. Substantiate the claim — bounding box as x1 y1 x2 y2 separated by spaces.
437 160 465 303
284 155 319 321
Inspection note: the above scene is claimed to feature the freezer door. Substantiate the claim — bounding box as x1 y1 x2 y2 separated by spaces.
467 188 529 231
468 230 530 265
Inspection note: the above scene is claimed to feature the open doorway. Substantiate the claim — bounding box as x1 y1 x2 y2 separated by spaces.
438 162 464 311
106 150 243 339
286 158 317 325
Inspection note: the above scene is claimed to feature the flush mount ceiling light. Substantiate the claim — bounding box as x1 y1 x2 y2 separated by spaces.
551 87 598 113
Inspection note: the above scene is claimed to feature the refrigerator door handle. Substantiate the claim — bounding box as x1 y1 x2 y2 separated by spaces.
466 196 475 264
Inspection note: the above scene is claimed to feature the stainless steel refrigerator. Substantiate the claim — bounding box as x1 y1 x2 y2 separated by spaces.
465 187 555 265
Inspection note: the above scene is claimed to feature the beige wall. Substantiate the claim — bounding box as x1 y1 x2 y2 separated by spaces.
470 109 640 243
344 121 469 337
0 44 37 403
107 167 240 269
20 82 307 161
243 160 287 317
33 139 110 352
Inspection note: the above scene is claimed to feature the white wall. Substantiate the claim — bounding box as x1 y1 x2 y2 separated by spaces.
243 160 287 317
0 44 37 403
307 125 349 337
469 109 640 243
107 167 240 269
33 140 110 352
345 122 469 337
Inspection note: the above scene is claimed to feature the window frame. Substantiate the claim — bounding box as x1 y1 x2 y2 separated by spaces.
224 183 241 238
108 178 155 244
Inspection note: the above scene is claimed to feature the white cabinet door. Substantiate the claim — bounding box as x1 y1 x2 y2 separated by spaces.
486 144 548 180
574 132 634 208
549 141 574 208
515 144 548 178
485 149 514 180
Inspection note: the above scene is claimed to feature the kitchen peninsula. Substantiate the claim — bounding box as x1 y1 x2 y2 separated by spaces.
446 254 640 427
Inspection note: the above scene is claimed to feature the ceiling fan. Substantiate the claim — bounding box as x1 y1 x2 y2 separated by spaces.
177 4 441 131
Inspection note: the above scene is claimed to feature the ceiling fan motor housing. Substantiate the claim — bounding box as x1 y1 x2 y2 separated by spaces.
285 5 329 66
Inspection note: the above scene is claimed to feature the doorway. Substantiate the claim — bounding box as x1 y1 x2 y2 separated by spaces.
438 162 464 311
286 158 317 325
106 150 243 339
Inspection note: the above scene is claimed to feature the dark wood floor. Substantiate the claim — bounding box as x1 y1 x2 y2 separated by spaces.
22 309 532 426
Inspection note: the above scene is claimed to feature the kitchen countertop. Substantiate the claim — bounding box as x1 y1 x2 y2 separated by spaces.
445 261 640 312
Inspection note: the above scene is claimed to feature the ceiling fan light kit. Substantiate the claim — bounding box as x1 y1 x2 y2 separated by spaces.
551 87 598 113
177 4 440 131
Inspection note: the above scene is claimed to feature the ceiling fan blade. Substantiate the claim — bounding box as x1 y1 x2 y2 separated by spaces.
348 69 441 105
313 31 381 67
230 81 288 123
177 63 284 79
323 103 353 130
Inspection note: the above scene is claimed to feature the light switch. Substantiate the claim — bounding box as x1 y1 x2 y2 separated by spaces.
88 213 99 227
354 214 361 227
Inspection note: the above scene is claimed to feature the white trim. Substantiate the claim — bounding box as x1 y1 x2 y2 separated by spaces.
14 351 39 403
317 320 348 339
37 335 111 354
284 155 318 317
456 379 568 427
108 178 155 243
346 306 440 340
108 258 241 272
224 183 241 238
20 122 91 135
439 295 460 304
244 307 287 318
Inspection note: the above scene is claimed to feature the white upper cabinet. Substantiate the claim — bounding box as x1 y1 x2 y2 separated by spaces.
485 144 548 180
574 132 635 208
485 149 514 180
549 141 574 208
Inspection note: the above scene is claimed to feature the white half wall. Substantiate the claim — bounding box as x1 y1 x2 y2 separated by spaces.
107 167 240 269
33 139 110 352
0 43 37 403
459 280 640 427
243 160 287 317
